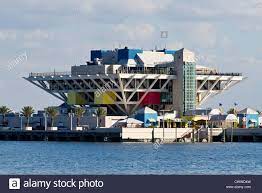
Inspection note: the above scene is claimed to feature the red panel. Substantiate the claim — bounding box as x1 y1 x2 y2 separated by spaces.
139 92 161 105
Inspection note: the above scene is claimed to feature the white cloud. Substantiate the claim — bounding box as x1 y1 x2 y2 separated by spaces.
189 22 217 48
114 23 155 41
86 0 171 15
167 41 184 49
0 30 16 40
24 29 52 41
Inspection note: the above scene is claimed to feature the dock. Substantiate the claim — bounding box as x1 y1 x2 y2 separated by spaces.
0 127 262 143
0 128 121 142
225 128 262 142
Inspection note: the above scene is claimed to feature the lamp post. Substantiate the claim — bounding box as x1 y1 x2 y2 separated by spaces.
68 111 74 131
19 114 23 131
162 113 165 141
219 103 226 142
206 107 212 143
231 103 238 142
159 110 168 142
231 121 234 142
175 118 178 142
44 112 47 131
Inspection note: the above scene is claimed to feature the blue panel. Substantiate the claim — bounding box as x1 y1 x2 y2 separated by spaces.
144 113 158 127
164 50 176 55
118 48 143 62
91 50 102 61
128 49 143 59
156 49 176 55
238 114 259 128
135 111 158 127
117 48 129 62
246 114 259 128
135 114 144 122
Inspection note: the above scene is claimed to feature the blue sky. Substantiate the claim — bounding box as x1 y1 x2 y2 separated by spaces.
0 0 262 112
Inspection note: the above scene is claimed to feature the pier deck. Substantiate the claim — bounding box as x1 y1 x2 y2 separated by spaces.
0 129 121 142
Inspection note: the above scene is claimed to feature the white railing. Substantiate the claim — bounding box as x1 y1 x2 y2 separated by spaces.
29 72 71 77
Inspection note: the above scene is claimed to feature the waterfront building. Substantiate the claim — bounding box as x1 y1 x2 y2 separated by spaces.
135 107 158 127
183 108 222 128
237 108 259 128
209 114 238 128
25 47 243 116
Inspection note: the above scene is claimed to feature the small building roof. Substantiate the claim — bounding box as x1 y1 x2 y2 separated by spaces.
184 109 212 116
119 118 143 124
209 108 222 115
210 114 238 122
238 108 258 115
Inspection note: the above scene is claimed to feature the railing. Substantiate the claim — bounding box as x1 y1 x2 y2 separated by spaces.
29 71 242 77
29 72 71 77
29 68 176 77
197 72 242 76
117 67 176 75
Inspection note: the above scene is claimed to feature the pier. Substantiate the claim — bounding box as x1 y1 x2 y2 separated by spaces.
0 129 121 142
224 128 262 142
0 127 262 143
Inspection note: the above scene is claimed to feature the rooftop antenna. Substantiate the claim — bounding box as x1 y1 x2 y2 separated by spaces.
160 31 168 49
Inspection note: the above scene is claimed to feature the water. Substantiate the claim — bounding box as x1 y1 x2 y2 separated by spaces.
0 142 261 175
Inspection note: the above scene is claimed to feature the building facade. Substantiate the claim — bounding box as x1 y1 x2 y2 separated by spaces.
25 47 243 116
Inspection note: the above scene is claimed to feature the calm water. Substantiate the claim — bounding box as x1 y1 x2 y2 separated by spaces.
0 142 261 175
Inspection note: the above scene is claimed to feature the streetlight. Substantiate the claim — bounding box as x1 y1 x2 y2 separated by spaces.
230 121 234 142
206 107 212 143
44 112 48 131
219 103 226 143
68 111 74 131
19 114 23 131
231 102 238 142
162 113 165 141
159 110 168 142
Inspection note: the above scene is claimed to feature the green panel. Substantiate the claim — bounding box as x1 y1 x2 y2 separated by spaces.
67 92 87 105
94 91 116 104
183 62 196 112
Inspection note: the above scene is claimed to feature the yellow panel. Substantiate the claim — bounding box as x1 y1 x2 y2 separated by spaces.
67 92 87 105
94 91 116 104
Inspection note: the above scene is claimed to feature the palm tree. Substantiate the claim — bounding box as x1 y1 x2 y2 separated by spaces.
46 107 59 127
0 106 12 126
227 108 237 115
75 107 86 127
21 106 35 127
94 108 107 128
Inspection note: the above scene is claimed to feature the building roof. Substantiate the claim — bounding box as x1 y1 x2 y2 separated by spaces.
238 108 258 115
119 118 143 124
136 51 173 66
210 114 238 122
184 109 212 116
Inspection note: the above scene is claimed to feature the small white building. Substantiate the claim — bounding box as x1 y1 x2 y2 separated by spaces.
209 114 238 128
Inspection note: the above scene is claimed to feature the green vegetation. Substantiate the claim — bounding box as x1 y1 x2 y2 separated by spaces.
46 107 59 127
21 106 35 127
75 107 86 126
94 108 107 127
0 106 12 126
227 108 237 115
